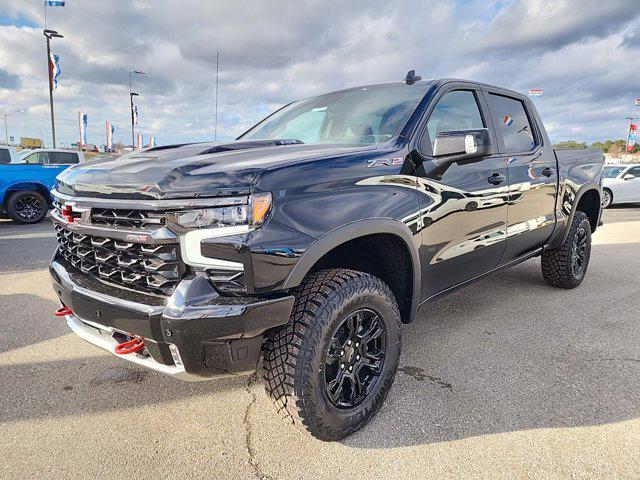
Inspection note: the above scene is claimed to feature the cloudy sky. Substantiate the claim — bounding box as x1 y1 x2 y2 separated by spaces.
0 0 639 147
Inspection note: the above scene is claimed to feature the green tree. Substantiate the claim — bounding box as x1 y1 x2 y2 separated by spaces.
553 140 587 149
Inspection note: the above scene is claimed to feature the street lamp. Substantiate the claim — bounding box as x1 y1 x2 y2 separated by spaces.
129 70 145 147
44 28 63 149
4 109 24 146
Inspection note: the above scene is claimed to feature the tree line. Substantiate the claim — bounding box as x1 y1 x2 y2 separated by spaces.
553 139 639 155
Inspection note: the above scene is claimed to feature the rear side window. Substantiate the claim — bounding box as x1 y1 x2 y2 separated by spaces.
425 90 484 150
0 148 10 164
488 94 536 153
48 152 79 164
627 166 640 177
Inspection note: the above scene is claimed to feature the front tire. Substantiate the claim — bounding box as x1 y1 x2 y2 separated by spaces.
541 211 592 289
7 191 48 224
601 188 613 209
263 268 401 441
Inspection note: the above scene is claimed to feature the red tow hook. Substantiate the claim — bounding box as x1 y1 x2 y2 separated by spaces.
114 336 145 355
54 306 73 317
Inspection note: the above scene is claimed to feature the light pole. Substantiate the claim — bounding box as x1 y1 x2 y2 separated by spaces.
4 109 24 146
128 70 145 147
44 29 63 149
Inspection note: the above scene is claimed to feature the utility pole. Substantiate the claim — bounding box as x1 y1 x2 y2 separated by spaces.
44 29 63 149
4 110 24 146
129 70 145 148
214 51 219 141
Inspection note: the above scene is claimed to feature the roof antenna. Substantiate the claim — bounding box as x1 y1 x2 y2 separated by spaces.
403 69 422 85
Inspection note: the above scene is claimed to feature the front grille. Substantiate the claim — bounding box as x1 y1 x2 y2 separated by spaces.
90 208 165 229
54 224 186 295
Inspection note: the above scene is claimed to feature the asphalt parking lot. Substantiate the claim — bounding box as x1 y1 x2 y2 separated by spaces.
1 207 640 479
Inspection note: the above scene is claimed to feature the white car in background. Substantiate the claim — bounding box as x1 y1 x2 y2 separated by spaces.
17 148 85 165
601 163 640 208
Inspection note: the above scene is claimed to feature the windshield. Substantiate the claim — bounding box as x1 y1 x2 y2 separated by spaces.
239 85 428 146
603 166 625 178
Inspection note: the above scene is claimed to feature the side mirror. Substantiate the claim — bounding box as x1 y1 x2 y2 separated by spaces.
433 128 494 160
623 173 636 180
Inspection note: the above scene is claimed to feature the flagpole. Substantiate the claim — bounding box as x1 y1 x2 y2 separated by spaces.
214 51 219 141
44 30 63 149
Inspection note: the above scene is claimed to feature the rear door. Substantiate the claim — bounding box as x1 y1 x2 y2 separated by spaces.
484 90 558 262
413 84 509 299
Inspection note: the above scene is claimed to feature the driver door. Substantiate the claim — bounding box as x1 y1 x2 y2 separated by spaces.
617 166 640 202
414 86 509 299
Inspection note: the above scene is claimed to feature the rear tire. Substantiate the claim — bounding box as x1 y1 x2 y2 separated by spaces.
6 191 48 224
263 268 401 441
601 188 613 209
541 211 592 289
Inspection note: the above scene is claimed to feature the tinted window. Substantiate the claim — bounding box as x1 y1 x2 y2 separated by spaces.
488 94 536 153
426 90 484 150
0 148 10 165
48 152 79 164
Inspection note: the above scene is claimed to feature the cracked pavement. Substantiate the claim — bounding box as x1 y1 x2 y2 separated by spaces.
1 206 640 479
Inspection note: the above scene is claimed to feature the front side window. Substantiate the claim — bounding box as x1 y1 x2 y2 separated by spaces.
425 90 484 150
488 93 536 153
23 152 48 164
603 166 625 178
626 166 640 177
239 85 428 146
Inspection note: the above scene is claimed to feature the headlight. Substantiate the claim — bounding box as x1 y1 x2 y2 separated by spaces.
169 192 272 229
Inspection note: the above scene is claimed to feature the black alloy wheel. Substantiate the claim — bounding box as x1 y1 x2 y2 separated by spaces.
571 226 588 277
323 308 386 409
7 190 48 224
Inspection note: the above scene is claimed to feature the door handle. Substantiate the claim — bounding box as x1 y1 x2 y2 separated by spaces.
542 167 554 177
487 172 506 185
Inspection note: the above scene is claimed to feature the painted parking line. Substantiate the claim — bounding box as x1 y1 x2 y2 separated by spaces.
0 232 56 240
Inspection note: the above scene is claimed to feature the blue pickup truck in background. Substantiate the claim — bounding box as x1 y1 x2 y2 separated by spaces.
0 146 84 224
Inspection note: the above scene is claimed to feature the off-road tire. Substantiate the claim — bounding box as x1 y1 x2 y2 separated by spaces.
541 210 592 289
263 268 401 441
601 188 613 209
7 190 48 224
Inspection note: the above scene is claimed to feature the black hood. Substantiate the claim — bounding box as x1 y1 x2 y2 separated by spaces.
55 140 377 200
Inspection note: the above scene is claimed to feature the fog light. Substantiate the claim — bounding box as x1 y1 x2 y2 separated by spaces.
168 343 183 367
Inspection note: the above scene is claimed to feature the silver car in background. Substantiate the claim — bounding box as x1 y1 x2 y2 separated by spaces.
601 163 640 208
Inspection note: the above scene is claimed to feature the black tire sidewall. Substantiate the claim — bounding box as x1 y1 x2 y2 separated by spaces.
8 191 48 224
301 278 401 436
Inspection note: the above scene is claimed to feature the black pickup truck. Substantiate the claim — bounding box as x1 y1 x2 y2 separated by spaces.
50 73 603 440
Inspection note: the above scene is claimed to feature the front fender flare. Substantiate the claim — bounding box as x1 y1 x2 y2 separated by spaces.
282 218 421 322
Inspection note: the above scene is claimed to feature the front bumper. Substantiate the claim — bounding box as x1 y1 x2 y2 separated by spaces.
50 259 294 380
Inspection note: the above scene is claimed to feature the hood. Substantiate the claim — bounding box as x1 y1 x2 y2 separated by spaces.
55 140 378 200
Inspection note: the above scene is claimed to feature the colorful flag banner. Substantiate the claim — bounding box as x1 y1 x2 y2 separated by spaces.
49 52 61 89
133 105 139 125
149 135 155 148
45 1 65 6
627 123 637 152
528 89 543 97
503 115 514 126
635 99 640 107
106 121 115 149
137 133 142 150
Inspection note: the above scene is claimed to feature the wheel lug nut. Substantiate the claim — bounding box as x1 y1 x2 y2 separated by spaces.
349 366 353 372
347 340 352 346
340 350 344 356
356 355 360 360
340 363 345 369
355 342 360 348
